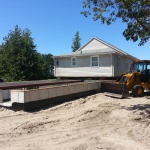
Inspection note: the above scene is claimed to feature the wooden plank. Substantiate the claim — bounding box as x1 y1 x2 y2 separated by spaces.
0 80 82 90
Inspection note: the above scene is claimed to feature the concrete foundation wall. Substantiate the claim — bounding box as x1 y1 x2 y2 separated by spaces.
0 90 2 103
11 81 101 104
0 90 11 102
3 90 10 100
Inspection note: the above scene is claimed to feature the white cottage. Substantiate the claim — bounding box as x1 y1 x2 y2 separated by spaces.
53 37 139 78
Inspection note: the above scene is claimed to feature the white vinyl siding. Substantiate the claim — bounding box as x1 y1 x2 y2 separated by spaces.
114 54 133 76
117 55 120 68
55 55 113 77
81 38 108 51
71 57 77 66
91 56 99 67
55 67 112 77
126 59 128 68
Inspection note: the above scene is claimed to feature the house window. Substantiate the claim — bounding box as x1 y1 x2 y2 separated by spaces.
71 57 77 66
56 61 59 66
91 56 99 67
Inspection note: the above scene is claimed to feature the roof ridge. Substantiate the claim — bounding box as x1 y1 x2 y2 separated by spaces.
93 37 128 55
76 37 96 52
94 37 139 60
53 37 139 61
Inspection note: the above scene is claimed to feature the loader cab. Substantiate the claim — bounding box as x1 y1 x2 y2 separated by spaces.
131 61 150 72
131 61 150 82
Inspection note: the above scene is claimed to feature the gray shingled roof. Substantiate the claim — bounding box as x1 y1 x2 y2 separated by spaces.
53 37 139 61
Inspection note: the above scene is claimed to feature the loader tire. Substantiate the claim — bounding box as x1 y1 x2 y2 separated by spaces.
132 85 144 97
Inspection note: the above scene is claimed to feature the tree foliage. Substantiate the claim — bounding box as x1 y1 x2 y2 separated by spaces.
37 53 54 79
0 25 54 81
81 0 150 45
71 32 81 52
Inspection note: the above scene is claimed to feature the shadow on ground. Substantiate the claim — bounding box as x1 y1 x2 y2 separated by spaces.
122 104 150 120
122 104 150 111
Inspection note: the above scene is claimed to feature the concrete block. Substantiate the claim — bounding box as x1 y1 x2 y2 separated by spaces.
29 90 40 102
0 90 3 103
63 86 70 95
78 84 82 92
92 83 96 89
69 85 75 94
24 91 30 103
80 84 88 92
56 86 64 97
18 92 25 103
11 91 19 103
87 83 92 91
81 84 88 92
39 89 49 100
11 90 25 103
74 85 81 93
94 82 100 90
91 83 96 89
3 90 10 100
48 88 57 98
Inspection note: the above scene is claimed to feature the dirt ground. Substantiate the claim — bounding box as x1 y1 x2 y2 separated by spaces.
0 93 150 150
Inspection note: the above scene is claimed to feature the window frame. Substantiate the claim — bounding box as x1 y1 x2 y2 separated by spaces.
71 57 77 66
91 55 99 67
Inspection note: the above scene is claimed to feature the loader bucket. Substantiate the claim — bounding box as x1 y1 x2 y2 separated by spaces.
101 82 130 98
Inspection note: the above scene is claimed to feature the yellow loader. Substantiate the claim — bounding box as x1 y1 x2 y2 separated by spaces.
101 60 150 98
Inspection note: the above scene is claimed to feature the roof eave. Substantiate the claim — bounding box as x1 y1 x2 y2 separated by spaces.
53 51 115 58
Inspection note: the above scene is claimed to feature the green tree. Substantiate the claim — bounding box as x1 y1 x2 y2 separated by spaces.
81 0 150 45
71 32 81 52
0 25 42 81
38 53 54 79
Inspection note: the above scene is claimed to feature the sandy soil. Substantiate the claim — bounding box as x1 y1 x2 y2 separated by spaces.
0 93 150 150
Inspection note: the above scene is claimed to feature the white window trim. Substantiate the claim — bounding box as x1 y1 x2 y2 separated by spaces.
71 57 77 66
91 55 99 67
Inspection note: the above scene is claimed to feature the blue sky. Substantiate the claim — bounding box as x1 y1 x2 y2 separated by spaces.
0 0 149 59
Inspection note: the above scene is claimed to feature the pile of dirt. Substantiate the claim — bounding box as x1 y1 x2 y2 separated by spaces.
0 93 150 150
